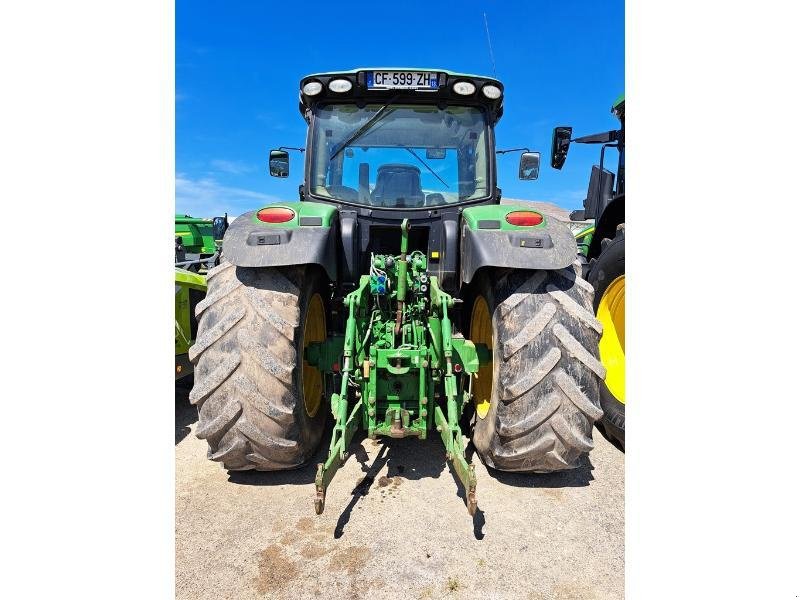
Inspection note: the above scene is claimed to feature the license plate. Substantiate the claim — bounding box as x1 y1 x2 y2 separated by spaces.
366 71 439 90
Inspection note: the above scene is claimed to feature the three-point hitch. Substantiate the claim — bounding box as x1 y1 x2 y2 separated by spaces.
308 219 485 515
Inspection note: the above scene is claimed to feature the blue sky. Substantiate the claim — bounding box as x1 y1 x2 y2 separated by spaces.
176 0 623 217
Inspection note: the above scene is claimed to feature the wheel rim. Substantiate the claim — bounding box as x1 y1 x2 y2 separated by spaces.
470 295 493 419
302 293 326 417
598 275 625 403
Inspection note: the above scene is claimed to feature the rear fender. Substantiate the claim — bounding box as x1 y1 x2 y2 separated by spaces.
460 205 576 284
222 202 338 280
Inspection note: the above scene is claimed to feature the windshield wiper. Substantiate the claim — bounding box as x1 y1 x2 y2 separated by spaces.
403 147 449 188
329 96 401 162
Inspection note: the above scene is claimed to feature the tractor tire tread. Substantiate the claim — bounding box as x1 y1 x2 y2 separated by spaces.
190 262 325 471
587 224 625 451
472 264 604 472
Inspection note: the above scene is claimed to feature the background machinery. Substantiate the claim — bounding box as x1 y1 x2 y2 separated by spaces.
175 214 228 380
175 213 229 272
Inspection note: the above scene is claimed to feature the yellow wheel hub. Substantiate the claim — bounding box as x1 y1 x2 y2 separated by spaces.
597 275 625 403
470 295 493 419
302 293 326 417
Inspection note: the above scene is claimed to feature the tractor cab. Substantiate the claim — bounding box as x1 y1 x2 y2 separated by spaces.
264 69 540 293
272 69 539 210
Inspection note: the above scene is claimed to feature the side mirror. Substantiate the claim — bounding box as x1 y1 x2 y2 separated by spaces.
550 126 573 170
212 214 229 240
518 151 540 180
269 149 289 178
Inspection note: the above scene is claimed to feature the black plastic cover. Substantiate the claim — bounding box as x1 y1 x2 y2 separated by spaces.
584 166 615 220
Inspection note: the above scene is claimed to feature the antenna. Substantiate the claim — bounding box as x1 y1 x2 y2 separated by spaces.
483 12 497 77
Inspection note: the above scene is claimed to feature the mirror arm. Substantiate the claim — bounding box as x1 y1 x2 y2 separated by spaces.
496 147 531 155
572 130 620 145
278 146 306 153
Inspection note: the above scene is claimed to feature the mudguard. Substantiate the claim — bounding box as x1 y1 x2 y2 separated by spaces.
222 201 338 280
460 205 577 284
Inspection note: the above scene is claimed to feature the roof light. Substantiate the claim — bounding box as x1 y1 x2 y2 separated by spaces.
328 78 352 93
482 84 502 99
452 80 476 96
302 81 323 96
506 211 544 227
257 207 295 223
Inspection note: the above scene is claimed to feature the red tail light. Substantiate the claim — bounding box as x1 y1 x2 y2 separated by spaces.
256 207 295 223
505 211 543 227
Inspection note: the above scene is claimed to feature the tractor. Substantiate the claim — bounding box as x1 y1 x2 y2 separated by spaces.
550 95 625 450
188 69 606 515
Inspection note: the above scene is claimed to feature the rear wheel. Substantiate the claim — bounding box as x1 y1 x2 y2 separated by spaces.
588 224 625 451
469 263 605 471
188 261 328 470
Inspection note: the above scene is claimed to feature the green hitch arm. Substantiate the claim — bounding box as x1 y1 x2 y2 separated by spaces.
394 218 409 337
441 301 453 360
436 299 478 515
435 406 477 515
314 395 362 514
314 281 366 515
397 217 409 301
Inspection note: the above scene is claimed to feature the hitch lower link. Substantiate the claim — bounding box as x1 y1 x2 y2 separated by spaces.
314 382 477 516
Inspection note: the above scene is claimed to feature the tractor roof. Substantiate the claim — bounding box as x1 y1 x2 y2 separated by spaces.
302 67 495 80
298 68 505 124
612 94 625 120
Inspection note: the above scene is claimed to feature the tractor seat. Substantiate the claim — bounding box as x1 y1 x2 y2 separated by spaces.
371 164 425 208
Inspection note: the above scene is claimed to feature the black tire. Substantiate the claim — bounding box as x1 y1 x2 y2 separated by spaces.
587 224 625 451
188 261 328 470
469 262 606 472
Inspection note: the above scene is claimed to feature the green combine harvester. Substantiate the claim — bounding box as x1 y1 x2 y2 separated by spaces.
551 95 625 450
189 68 606 515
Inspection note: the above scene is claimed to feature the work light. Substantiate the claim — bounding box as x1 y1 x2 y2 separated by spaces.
452 81 476 95
328 79 352 93
482 84 502 99
302 81 323 96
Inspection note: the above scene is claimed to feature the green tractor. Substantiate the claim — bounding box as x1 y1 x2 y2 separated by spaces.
550 95 625 450
188 69 606 515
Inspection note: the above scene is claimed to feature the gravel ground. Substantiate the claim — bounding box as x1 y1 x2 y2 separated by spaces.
176 382 624 600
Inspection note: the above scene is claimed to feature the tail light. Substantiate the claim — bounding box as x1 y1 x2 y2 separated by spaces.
505 211 544 227
256 207 295 223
